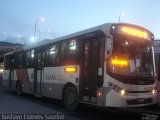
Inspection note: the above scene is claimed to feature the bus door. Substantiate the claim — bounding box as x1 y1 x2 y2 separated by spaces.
34 51 45 95
80 38 100 103
9 56 14 89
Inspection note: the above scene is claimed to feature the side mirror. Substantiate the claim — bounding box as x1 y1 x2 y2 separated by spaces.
105 36 113 58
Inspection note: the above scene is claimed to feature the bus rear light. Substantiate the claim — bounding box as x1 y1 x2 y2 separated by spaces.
64 67 77 73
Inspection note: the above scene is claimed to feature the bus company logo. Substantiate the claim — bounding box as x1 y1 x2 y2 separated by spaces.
142 114 158 120
46 74 63 81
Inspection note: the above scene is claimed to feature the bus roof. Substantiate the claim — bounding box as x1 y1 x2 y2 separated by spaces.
24 23 113 50
4 22 153 56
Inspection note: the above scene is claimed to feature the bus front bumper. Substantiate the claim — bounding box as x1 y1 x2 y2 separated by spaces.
104 89 156 107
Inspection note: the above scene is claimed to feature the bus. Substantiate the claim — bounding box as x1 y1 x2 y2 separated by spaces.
3 23 156 111
153 40 160 103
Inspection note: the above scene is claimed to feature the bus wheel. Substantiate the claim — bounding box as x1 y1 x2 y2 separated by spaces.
16 81 22 95
63 86 78 111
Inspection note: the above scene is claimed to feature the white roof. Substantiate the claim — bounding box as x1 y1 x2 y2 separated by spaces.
5 22 152 56
24 23 113 50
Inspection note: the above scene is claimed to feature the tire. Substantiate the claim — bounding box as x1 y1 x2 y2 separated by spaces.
63 86 79 111
16 81 22 95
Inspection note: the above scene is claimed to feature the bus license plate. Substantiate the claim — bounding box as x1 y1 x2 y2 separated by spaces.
137 98 145 103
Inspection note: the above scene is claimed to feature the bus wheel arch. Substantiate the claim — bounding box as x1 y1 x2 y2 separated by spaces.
62 83 79 111
16 80 22 95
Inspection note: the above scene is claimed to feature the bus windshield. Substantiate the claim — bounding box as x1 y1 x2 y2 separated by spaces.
108 37 155 79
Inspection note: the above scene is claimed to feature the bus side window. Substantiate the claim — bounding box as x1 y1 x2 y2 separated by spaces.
26 52 30 67
84 42 91 67
61 42 68 55
17 53 23 68
69 39 77 54
11 56 15 69
45 49 50 67
50 44 58 66
37 53 42 69
25 50 34 68
30 50 34 67
4 56 11 70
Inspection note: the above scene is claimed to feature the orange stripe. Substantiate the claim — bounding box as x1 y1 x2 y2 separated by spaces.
16 69 32 93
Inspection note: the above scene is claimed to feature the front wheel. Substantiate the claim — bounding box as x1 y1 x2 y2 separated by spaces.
63 86 79 111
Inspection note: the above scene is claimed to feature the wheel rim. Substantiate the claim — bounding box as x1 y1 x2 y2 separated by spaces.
67 92 76 105
64 87 78 111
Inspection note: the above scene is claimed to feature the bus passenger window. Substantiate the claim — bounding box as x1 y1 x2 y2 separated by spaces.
50 45 57 54
25 50 34 68
50 45 58 66
45 50 50 66
31 50 34 67
61 42 67 55
4 56 11 70
26 52 30 67
37 53 42 69
84 42 91 67
31 50 34 58
69 39 77 54
17 54 23 68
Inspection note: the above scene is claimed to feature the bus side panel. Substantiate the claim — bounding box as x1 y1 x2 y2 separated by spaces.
27 68 34 94
42 66 79 99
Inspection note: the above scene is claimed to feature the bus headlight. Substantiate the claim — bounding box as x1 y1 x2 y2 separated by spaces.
120 89 126 95
110 82 126 96
152 89 156 94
